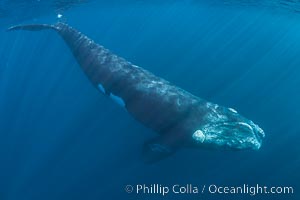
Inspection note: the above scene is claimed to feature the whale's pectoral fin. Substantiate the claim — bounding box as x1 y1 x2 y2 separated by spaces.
142 135 180 163
142 138 176 164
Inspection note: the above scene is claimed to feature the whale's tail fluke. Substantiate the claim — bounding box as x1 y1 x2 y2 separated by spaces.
7 22 112 87
7 24 57 32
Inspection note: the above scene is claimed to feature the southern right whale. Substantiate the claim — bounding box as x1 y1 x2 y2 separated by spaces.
8 23 265 162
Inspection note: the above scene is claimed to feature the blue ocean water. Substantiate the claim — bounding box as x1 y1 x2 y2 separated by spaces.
0 1 299 200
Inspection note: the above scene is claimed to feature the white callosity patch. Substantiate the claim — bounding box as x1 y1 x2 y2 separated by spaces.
98 83 106 94
237 122 253 131
205 102 227 123
247 137 262 150
110 93 126 108
229 108 237 113
57 14 63 19
255 124 265 138
192 130 205 143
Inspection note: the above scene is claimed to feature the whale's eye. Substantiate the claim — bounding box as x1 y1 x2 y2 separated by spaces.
192 130 205 143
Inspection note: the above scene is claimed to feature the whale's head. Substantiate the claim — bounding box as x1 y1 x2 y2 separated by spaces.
192 103 265 150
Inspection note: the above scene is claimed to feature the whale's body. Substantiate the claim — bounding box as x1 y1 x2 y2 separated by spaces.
8 23 265 162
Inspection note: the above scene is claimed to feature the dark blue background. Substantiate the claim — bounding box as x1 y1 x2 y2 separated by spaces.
0 1 299 199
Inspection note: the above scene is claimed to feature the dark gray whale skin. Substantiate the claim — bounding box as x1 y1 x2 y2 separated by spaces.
8 23 265 162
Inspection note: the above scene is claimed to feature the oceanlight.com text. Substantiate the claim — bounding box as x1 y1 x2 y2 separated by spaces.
124 184 294 197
